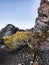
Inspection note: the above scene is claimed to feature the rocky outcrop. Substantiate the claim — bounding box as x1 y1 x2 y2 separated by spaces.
0 24 19 39
34 0 49 33
40 0 48 5
34 0 49 52
0 0 49 65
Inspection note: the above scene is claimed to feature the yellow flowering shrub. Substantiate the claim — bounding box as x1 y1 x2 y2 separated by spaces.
3 31 33 49
3 31 42 55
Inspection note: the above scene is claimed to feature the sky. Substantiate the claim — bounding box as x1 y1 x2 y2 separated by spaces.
0 0 40 30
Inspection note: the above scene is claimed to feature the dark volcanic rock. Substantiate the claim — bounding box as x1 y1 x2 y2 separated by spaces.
0 24 19 39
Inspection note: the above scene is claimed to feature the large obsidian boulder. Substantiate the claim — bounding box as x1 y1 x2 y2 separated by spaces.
0 24 19 40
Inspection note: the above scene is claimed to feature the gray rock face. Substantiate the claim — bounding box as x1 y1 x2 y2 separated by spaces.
0 24 20 47
34 0 49 52
40 0 48 5
0 24 19 39
34 16 49 32
34 0 49 33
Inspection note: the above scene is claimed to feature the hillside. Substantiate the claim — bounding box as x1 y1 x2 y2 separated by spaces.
0 0 49 65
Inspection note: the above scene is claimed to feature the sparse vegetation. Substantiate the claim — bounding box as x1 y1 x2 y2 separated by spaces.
3 26 49 56
3 31 33 49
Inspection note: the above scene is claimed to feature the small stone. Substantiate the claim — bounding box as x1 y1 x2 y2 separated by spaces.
1 45 5 48
46 59 48 62
30 61 33 65
28 54 30 57
19 53 21 56
36 58 39 61
26 55 28 58
22 63 25 65
18 63 22 65
22 53 25 57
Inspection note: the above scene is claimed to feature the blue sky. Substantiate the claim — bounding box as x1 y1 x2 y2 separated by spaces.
0 0 40 30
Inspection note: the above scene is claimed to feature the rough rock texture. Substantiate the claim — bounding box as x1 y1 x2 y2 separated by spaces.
34 0 49 51
34 0 49 33
40 0 48 5
0 24 19 39
0 0 49 65
0 46 36 65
